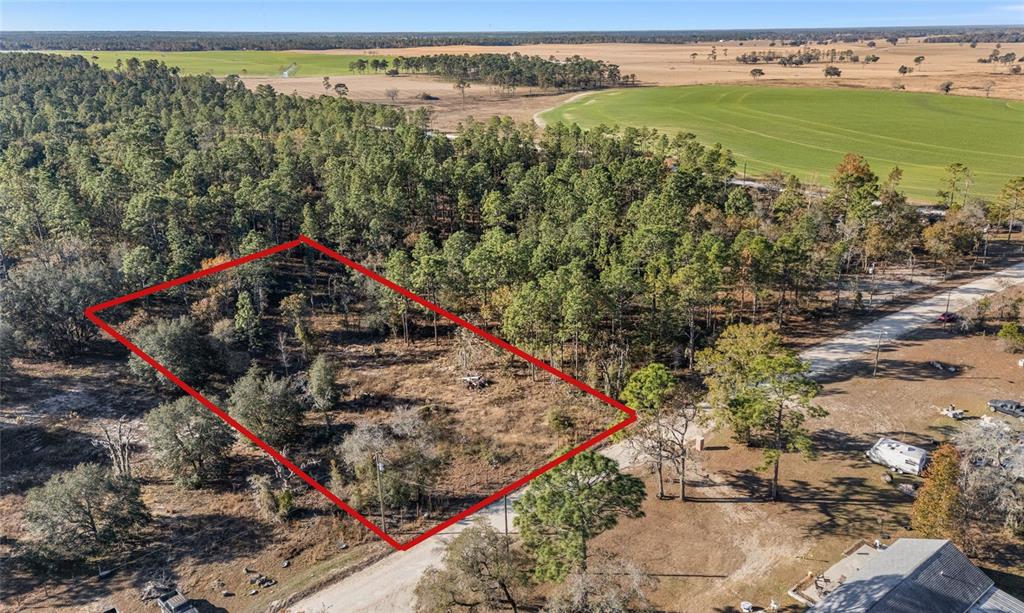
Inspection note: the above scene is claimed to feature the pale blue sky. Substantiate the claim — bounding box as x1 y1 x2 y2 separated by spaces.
2 0 1022 32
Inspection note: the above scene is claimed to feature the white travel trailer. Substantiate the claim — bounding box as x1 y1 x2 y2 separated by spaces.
865 438 929 476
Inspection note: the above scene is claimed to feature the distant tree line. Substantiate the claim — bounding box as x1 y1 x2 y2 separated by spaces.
735 47 863 65
395 53 625 92
924 31 1024 44
1 26 1020 51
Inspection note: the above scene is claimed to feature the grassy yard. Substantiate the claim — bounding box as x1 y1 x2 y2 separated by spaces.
55 50 393 77
541 84 1024 202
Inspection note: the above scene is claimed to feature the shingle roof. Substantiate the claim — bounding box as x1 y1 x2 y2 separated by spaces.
971 587 1024 613
812 539 1005 613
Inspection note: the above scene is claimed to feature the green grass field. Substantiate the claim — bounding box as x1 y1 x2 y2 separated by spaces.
542 85 1024 202
58 50 392 77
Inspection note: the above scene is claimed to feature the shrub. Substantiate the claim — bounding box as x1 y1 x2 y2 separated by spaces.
234 290 261 349
145 395 235 488
24 463 149 562
228 364 305 447
997 322 1024 353
0 240 120 356
547 407 576 439
414 522 531 613
247 474 293 521
128 316 219 390
210 317 237 346
911 444 964 544
308 354 340 425
0 318 16 377
339 410 440 512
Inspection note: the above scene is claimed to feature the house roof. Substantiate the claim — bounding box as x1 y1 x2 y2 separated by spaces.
812 539 1021 613
971 587 1024 613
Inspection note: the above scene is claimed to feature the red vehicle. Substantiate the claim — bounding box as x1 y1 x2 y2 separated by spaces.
937 312 959 323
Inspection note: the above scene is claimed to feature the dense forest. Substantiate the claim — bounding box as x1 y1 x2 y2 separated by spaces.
395 53 627 91
2 26 1022 51
0 53 1010 395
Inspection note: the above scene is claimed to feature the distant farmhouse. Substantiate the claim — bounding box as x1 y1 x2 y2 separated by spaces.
811 539 1024 613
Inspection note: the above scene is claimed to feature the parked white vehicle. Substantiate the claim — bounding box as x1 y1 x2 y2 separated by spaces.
866 438 929 476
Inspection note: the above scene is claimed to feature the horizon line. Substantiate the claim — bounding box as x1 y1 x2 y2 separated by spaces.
3 24 1023 35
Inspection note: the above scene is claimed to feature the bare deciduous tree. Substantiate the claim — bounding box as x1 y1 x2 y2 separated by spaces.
955 420 1024 537
277 330 292 374
93 416 138 478
544 555 658 613
628 399 702 501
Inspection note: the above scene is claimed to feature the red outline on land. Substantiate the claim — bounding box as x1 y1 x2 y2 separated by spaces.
85 235 637 550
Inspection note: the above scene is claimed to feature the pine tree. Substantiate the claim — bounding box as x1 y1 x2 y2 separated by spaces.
234 290 260 349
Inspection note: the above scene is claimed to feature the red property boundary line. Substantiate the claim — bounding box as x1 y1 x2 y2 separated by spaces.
85 235 637 550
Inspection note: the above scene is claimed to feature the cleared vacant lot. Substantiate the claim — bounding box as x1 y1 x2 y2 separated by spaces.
542 85 1024 201
59 50 392 76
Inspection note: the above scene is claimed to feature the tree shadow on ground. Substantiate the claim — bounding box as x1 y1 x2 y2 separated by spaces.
0 423 107 495
342 392 438 413
0 555 119 610
973 536 1024 581
7 509 278 608
331 344 451 370
783 474 912 539
98 512 278 607
301 419 354 449
814 356 965 386
811 428 874 462
870 429 942 448
982 566 1024 599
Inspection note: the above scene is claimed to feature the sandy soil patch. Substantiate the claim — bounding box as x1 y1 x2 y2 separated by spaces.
243 72 579 133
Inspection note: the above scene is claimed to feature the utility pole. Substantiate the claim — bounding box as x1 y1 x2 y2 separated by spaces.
375 454 386 529
503 495 510 554
872 329 887 376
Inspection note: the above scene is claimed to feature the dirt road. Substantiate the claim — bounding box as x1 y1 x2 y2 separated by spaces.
802 260 1024 375
288 493 518 612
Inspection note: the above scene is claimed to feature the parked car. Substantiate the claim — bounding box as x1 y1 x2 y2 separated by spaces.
866 438 929 476
988 399 1024 419
937 312 959 323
